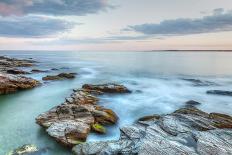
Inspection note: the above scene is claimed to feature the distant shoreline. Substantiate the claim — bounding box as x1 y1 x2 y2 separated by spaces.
0 50 232 52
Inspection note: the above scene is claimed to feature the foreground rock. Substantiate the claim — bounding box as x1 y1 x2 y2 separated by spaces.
0 73 40 95
182 78 218 86
36 84 130 147
42 73 76 81
207 90 232 96
73 107 232 155
7 144 47 155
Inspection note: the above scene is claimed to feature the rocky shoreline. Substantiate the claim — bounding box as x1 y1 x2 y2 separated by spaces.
73 107 232 155
2 55 232 155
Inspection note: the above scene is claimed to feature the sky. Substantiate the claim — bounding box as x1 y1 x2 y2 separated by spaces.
0 0 232 51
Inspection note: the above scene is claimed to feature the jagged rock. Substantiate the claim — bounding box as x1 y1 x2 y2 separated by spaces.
7 144 47 155
82 83 131 93
73 107 232 155
36 84 129 147
42 73 76 81
0 73 40 95
182 78 218 86
207 90 232 96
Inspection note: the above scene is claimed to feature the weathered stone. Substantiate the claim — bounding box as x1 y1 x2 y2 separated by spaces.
207 90 232 96
73 107 232 155
36 84 129 147
137 114 160 122
0 73 40 95
82 83 131 93
42 73 76 81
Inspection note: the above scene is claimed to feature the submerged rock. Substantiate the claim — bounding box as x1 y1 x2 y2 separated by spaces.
182 78 218 86
73 107 232 155
0 73 40 95
82 83 131 93
31 69 48 73
42 73 76 81
207 90 232 96
185 100 201 107
36 84 130 147
7 144 47 155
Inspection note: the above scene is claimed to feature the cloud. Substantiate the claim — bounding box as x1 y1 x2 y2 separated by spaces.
0 0 112 16
0 15 75 37
125 8 232 36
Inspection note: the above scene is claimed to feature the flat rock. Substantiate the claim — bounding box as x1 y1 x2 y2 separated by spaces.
7 69 30 75
82 83 131 93
207 90 232 96
0 73 40 95
36 84 130 147
73 107 232 155
42 73 76 81
31 69 48 73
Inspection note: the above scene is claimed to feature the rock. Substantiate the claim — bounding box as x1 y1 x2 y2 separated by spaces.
0 73 40 95
31 69 48 73
7 144 46 155
182 78 218 86
207 90 232 96
91 123 106 134
82 83 131 93
185 100 201 107
42 73 76 81
51 68 59 71
73 107 232 155
7 69 30 75
36 84 129 147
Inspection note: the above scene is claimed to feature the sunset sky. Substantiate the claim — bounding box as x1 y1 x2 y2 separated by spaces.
0 0 232 51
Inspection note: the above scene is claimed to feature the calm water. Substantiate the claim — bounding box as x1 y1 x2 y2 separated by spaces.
1 51 232 154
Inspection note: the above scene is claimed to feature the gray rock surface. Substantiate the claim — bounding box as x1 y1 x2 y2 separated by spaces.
36 84 130 147
73 107 232 155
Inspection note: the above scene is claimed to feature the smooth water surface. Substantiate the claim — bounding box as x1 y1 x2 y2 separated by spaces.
1 51 232 154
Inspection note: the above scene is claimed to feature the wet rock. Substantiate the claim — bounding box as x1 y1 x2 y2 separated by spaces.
0 73 40 95
36 84 129 147
7 144 47 155
42 73 76 81
51 68 59 71
7 69 30 75
91 123 106 134
0 56 35 70
73 107 232 155
31 69 48 73
182 78 218 86
207 90 232 96
185 100 201 107
82 83 131 93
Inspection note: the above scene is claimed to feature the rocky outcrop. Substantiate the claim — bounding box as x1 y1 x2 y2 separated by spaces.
73 107 232 155
207 90 232 96
0 56 40 95
31 69 48 73
42 73 76 81
36 84 130 147
182 78 218 86
7 144 47 155
82 83 131 93
0 73 40 95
